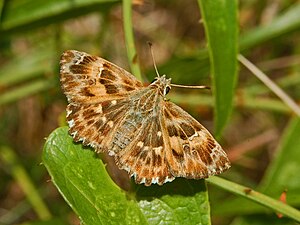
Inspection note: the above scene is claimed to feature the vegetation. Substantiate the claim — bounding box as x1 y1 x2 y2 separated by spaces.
0 0 300 224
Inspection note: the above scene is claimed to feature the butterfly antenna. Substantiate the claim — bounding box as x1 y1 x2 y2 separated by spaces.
170 83 211 90
148 42 210 90
148 42 160 77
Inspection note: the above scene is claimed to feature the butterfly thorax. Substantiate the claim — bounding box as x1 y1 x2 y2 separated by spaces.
150 75 171 97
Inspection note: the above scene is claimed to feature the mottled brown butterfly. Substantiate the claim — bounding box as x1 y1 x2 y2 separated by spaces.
60 50 230 186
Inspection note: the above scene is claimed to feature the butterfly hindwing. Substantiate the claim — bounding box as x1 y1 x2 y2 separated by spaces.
162 101 230 179
114 108 175 186
67 98 131 150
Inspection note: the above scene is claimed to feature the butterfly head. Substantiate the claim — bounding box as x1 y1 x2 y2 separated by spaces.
151 75 172 96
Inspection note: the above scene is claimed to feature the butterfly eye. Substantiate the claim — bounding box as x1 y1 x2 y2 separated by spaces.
164 86 171 95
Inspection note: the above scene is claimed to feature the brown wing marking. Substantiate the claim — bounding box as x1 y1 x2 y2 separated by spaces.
67 98 131 151
60 50 143 103
162 101 230 179
114 113 174 186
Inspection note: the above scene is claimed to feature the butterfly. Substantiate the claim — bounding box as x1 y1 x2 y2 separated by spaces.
60 50 230 186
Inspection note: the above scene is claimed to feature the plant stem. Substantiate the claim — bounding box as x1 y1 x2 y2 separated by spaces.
207 176 300 223
122 0 142 80
0 146 52 220
238 54 300 117
169 92 290 114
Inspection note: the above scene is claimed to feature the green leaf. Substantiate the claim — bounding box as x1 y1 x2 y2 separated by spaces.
0 50 54 87
0 79 54 106
240 3 300 50
137 179 210 225
0 49 56 105
0 0 118 38
197 0 238 137
43 127 211 225
259 117 300 201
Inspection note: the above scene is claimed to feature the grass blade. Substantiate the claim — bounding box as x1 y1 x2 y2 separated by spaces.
197 0 238 136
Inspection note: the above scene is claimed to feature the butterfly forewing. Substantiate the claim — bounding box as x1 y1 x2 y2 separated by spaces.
60 50 143 103
60 50 230 186
60 50 143 150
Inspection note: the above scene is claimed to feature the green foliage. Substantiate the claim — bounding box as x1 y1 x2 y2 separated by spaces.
1 0 300 225
198 0 238 136
259 117 300 198
1 0 118 37
211 117 300 222
0 146 51 220
240 3 300 50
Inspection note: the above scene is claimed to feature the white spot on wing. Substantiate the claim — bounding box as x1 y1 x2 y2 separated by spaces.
101 117 107 123
111 100 117 105
75 55 85 65
68 119 75 128
137 141 144 148
151 177 159 184
139 177 146 184
153 146 163 154
108 151 115 156
97 67 104 77
164 176 175 183
79 137 85 142
189 132 199 141
66 109 72 117
95 105 102 113
108 121 114 128
70 130 78 137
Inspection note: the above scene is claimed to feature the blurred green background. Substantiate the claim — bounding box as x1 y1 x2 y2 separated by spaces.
0 0 300 225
